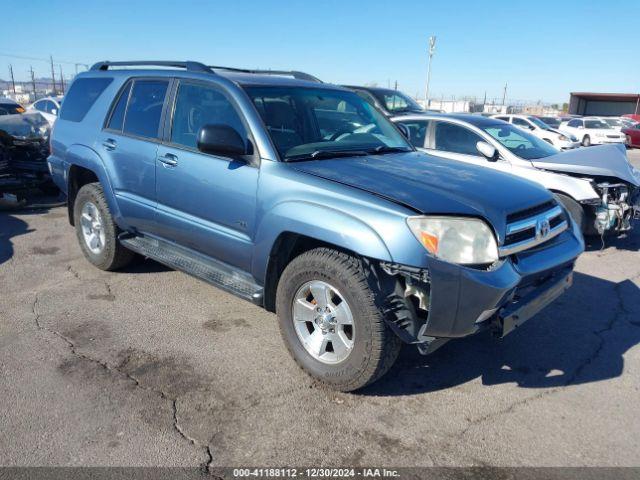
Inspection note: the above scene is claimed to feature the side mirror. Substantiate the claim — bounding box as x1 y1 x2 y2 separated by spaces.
476 141 499 162
51 108 58 116
197 124 247 157
396 123 410 139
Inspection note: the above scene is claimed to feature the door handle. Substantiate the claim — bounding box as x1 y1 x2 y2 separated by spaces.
158 153 178 167
102 138 117 151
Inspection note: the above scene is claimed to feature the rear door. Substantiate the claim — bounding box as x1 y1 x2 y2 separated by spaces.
154 79 259 271
100 78 171 233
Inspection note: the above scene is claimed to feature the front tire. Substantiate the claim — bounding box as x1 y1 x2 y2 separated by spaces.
74 182 135 271
276 248 401 391
582 135 591 147
555 192 586 233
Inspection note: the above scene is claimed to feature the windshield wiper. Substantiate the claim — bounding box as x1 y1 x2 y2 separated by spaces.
285 150 369 162
367 145 412 155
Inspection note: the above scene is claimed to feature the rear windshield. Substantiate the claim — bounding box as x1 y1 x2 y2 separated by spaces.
59 77 113 122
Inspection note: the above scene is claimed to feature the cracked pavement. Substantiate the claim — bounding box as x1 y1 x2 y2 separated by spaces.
1 151 639 468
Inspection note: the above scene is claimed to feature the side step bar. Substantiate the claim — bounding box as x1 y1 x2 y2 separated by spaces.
119 234 264 306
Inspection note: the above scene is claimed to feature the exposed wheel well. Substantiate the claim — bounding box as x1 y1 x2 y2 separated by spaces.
67 165 99 225
263 232 358 312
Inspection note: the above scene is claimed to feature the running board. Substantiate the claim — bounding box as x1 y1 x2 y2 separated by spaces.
119 234 264 306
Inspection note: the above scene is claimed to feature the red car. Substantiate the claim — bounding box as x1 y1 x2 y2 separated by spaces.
623 122 640 148
623 114 640 123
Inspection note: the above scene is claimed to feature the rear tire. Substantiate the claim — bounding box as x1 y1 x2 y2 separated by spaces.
276 247 401 392
73 182 135 271
555 192 586 233
582 135 591 147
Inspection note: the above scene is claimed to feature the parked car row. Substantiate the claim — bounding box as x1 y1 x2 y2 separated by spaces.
45 61 638 391
490 114 580 150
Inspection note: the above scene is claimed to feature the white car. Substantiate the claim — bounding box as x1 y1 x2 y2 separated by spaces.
561 117 626 147
392 113 640 236
28 96 63 125
491 114 580 150
597 117 627 132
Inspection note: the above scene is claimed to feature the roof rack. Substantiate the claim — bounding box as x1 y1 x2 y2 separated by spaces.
90 61 213 73
89 61 322 83
208 66 322 83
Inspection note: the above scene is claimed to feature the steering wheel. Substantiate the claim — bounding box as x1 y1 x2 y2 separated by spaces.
329 128 355 141
516 143 526 151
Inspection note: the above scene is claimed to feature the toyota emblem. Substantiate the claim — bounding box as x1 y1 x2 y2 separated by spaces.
537 218 551 239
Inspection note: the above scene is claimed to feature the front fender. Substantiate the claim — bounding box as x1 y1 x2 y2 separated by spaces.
251 200 393 283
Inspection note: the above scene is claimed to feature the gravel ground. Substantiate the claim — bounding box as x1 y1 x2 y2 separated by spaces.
1 150 639 469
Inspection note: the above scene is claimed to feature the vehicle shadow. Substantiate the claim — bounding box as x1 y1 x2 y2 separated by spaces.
360 271 640 396
0 212 32 266
584 228 640 252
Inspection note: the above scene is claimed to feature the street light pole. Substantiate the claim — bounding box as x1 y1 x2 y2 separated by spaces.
424 36 436 107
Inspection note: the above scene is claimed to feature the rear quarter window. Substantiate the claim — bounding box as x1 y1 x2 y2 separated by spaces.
59 77 113 122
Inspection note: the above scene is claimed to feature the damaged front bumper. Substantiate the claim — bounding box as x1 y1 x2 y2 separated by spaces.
585 182 640 235
380 221 584 353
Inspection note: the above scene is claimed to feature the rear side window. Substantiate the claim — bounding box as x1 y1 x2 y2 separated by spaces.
123 80 169 139
59 77 113 122
106 82 132 131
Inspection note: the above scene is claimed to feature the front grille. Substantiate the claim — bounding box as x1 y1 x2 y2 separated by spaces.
500 202 568 256
506 200 556 223
607 135 620 139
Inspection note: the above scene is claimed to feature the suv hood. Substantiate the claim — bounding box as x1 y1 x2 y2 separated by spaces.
532 144 640 186
291 151 552 238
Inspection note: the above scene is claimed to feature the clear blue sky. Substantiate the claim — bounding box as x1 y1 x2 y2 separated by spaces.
1 0 638 104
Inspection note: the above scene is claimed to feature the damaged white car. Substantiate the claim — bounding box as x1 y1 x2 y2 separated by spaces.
393 113 640 236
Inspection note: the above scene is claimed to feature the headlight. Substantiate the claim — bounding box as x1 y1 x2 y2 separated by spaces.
595 133 605 137
407 216 499 265
558 135 568 141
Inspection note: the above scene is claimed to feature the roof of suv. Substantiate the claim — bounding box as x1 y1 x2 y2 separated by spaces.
86 61 337 89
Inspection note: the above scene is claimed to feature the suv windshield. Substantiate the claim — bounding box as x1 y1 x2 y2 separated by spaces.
585 119 610 129
483 123 559 160
369 89 424 114
244 86 412 161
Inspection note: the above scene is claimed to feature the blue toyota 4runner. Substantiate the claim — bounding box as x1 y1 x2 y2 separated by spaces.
48 61 584 391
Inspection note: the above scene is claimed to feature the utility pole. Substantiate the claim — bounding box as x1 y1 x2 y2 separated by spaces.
501 83 508 106
30 66 37 100
424 36 436 106
59 65 65 94
9 64 16 94
50 55 57 95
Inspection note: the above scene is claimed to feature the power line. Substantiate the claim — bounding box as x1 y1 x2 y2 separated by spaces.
0 51 87 67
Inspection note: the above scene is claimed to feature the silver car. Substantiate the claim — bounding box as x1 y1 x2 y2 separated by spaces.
393 113 640 236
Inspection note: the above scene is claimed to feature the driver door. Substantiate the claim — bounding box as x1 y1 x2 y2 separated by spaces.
424 121 512 174
154 79 259 271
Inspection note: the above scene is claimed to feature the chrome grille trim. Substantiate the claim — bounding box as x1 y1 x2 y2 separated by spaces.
499 205 568 256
